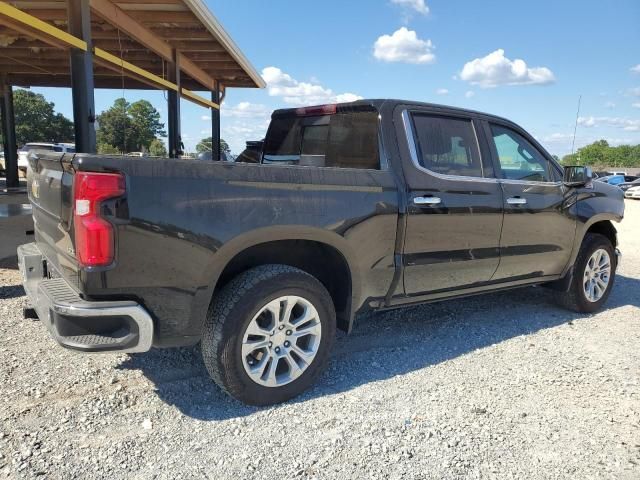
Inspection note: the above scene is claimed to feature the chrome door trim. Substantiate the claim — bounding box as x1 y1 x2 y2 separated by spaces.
401 109 499 184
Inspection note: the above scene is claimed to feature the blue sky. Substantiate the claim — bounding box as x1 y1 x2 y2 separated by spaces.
29 0 640 156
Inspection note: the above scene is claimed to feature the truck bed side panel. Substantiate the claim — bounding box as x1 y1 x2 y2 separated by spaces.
73 156 399 344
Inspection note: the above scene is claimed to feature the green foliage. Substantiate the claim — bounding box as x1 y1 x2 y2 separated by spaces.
5 89 74 146
96 98 165 153
196 136 230 155
97 142 120 154
561 140 640 168
148 138 167 157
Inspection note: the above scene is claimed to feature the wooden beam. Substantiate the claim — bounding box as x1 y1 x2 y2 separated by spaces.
89 0 217 90
90 0 172 58
93 46 177 90
0 2 87 50
161 40 225 52
128 11 198 24
181 88 219 110
18 9 68 21
149 27 212 40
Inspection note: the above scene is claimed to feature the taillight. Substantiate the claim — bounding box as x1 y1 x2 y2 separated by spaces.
73 171 125 267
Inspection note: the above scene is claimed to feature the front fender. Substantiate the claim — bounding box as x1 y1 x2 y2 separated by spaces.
563 181 624 275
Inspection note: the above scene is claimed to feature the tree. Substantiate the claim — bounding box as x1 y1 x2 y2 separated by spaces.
4 89 74 146
128 100 166 150
96 98 131 152
561 140 640 168
97 142 120 154
148 138 167 157
96 98 165 153
196 136 230 155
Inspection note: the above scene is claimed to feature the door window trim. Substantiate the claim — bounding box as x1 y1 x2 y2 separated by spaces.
483 119 563 186
401 109 498 183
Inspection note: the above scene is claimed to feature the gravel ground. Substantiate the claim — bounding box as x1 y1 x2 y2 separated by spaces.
1 201 639 480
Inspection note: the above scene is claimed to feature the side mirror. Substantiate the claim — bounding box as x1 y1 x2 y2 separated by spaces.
563 165 593 187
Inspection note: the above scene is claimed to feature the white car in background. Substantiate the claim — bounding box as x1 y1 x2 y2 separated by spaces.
18 143 75 175
625 185 640 200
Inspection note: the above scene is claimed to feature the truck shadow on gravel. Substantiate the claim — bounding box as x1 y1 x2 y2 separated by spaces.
116 274 640 421
0 284 25 300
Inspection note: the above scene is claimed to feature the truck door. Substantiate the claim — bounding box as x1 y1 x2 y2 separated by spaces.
482 121 576 280
396 108 504 296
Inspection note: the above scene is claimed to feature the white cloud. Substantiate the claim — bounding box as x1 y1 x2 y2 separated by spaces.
390 0 429 15
465 90 475 98
631 64 640 74
460 49 555 88
221 101 269 119
373 27 435 64
542 133 574 143
436 88 449 95
633 102 640 108
200 115 211 121
578 116 640 131
627 87 640 97
222 118 271 155
262 66 362 105
604 101 616 109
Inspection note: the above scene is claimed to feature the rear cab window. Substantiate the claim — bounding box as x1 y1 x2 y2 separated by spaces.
263 105 381 170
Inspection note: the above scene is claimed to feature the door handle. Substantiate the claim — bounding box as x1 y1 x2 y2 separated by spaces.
506 197 527 205
413 196 441 206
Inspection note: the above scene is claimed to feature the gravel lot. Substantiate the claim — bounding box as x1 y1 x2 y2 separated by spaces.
1 201 639 479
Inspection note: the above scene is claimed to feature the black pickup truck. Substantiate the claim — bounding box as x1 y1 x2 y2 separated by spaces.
18 100 624 405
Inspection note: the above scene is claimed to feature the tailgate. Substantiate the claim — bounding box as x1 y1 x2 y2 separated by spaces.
27 151 79 287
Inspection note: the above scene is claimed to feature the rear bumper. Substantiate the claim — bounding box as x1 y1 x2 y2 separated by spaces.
17 243 154 353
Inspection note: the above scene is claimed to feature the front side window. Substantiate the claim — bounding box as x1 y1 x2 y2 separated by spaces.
411 114 483 178
490 124 556 182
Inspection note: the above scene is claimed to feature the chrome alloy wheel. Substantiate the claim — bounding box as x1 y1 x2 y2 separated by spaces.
583 248 612 303
241 295 322 387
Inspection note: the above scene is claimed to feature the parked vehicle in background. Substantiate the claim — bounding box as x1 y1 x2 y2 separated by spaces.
619 178 640 192
0 151 5 176
18 100 624 405
610 171 628 176
625 185 640 199
596 175 626 186
126 152 148 157
18 143 75 176
197 151 230 162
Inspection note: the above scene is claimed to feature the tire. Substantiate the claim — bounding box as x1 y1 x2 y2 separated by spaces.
201 264 336 406
555 233 616 313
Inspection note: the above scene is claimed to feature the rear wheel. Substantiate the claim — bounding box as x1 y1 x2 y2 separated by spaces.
555 233 616 313
201 264 336 405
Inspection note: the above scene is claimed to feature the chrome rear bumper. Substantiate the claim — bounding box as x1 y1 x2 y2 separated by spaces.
18 242 154 353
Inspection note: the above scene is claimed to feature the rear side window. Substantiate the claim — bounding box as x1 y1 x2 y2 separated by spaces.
410 114 483 178
263 110 380 169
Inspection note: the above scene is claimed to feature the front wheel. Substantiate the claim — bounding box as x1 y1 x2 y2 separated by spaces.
555 233 616 313
201 264 336 405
